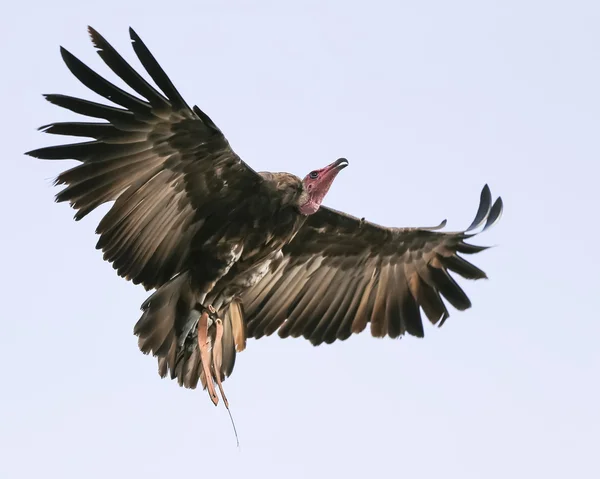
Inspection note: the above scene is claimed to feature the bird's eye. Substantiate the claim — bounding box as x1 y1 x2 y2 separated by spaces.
309 171 319 179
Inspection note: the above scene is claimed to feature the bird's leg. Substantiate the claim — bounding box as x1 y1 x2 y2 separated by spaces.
201 306 238 444
197 309 219 406
211 316 229 409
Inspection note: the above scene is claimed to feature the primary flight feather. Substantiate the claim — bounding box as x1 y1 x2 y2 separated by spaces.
27 27 503 407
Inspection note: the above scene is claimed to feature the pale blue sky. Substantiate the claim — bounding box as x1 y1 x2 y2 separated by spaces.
2 1 599 478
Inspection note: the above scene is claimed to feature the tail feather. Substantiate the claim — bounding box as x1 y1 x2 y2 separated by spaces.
136 274 246 389
135 273 189 355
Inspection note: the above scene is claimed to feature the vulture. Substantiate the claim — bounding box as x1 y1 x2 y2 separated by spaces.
27 27 503 409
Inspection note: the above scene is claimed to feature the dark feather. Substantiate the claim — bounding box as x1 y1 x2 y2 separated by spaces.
466 184 492 232
88 26 170 109
60 47 152 115
38 121 123 139
129 28 190 111
441 255 487 279
428 266 472 311
41 94 135 122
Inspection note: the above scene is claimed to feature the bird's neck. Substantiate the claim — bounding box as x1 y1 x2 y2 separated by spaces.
298 199 320 215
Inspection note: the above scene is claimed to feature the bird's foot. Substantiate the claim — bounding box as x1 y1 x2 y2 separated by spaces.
197 304 229 409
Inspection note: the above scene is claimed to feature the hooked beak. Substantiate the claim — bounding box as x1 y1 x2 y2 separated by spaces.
323 157 349 173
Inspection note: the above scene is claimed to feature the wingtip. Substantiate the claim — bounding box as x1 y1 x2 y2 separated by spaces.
87 26 102 49
465 184 493 232
41 93 60 106
423 218 448 231
24 148 39 158
482 196 503 231
59 46 74 63
480 184 492 206
494 196 503 213
437 311 450 327
129 27 139 42
495 196 504 215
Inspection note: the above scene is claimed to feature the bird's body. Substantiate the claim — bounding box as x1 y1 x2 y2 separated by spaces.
28 27 503 408
133 170 312 397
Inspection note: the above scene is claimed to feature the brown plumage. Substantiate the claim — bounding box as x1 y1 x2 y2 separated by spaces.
27 27 503 408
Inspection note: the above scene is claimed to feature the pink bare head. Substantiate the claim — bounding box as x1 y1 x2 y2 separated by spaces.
299 157 349 215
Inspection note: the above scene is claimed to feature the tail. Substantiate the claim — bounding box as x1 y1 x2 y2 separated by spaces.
133 272 247 389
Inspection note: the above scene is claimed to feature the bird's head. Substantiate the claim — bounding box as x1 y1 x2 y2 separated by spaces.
298 157 349 215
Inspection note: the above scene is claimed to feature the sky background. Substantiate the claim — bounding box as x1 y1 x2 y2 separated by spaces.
1 1 599 477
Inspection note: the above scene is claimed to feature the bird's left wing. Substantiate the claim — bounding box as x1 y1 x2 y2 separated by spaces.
242 185 503 345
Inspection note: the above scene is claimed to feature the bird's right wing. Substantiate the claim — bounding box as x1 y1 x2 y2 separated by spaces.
242 185 503 345
27 27 263 290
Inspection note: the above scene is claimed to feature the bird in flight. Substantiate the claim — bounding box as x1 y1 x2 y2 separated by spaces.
27 27 503 410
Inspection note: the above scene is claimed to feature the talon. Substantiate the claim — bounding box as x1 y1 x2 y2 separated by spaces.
198 310 218 406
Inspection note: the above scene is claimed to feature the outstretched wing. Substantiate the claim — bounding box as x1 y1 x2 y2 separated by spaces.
242 185 503 345
27 27 262 290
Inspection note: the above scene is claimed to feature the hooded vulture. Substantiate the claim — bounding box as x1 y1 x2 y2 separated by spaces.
27 27 503 409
